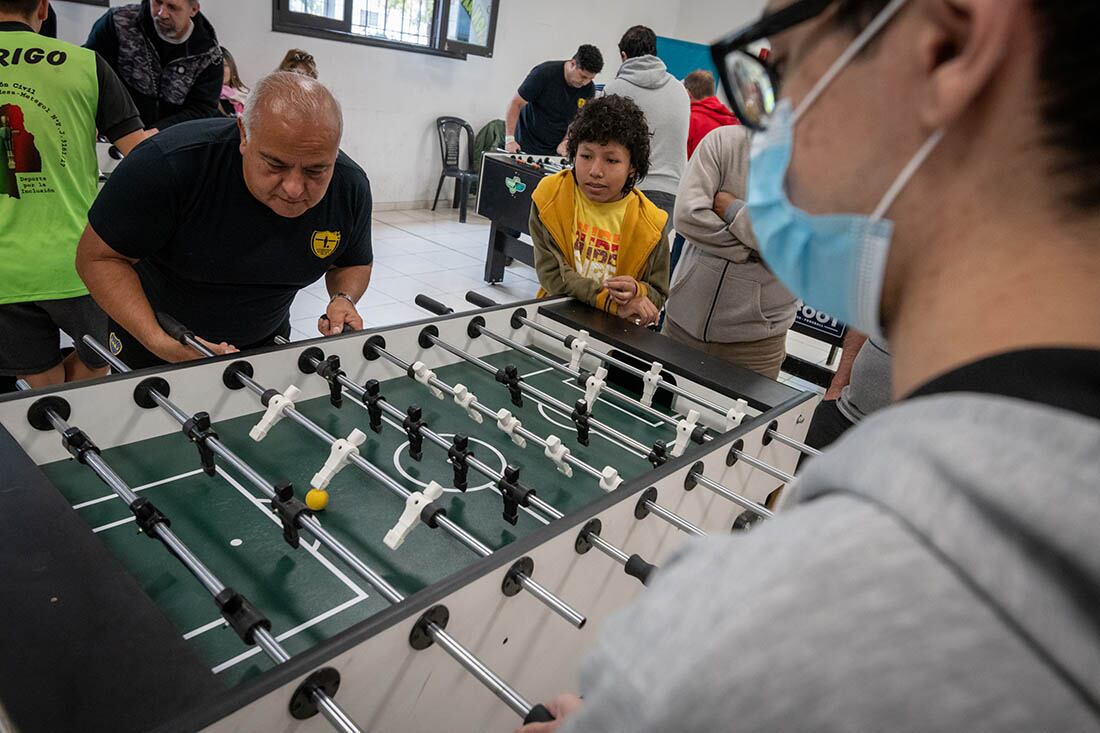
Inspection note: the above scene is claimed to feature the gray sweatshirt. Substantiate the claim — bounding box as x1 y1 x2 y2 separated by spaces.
565 394 1100 732
667 126 797 343
602 56 689 197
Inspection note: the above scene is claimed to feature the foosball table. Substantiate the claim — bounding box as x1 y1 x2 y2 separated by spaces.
0 294 818 733
476 152 569 283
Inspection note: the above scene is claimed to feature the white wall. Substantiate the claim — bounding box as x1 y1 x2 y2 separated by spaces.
51 0 757 205
674 0 766 45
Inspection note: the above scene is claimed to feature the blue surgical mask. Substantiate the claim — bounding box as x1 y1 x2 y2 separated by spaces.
746 0 943 338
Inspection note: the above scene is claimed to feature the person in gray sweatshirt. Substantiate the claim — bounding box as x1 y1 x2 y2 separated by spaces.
601 25 689 227
664 124 797 378
517 0 1100 731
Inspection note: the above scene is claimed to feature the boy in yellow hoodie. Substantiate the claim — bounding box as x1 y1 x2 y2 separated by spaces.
531 95 670 326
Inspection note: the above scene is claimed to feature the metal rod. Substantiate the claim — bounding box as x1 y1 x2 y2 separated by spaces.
80 336 546 723
475 325 684 431
691 472 776 520
587 532 630 565
766 429 821 457
428 625 532 717
369 343 604 480
732 450 796 484
425 332 652 457
517 315 731 417
23 390 360 733
644 500 706 537
359 344 704 539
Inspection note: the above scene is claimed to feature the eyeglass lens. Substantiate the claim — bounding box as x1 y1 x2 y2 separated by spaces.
725 50 776 129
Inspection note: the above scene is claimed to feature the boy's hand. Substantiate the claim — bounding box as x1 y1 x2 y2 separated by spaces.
603 276 639 305
618 296 660 326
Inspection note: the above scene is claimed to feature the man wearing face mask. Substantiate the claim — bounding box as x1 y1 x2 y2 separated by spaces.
85 0 222 131
517 1 1100 731
76 72 373 367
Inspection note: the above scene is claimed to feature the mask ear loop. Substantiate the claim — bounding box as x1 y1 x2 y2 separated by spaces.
870 129 945 221
791 0 911 125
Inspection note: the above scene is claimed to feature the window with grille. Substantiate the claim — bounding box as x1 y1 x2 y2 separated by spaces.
275 0 499 58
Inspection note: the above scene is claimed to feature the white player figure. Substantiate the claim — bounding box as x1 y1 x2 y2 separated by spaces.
640 362 663 407
249 385 302 441
569 330 590 371
495 408 527 448
726 399 749 431
451 384 483 424
671 409 701 458
411 361 445 400
311 429 368 491
384 480 445 550
584 366 608 407
543 435 573 477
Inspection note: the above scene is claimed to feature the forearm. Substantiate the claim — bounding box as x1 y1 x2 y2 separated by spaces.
325 265 373 302
76 253 160 348
826 330 868 399
505 99 524 137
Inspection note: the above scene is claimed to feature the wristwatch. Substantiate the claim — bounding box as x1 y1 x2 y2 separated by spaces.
504 135 515 144
329 292 356 306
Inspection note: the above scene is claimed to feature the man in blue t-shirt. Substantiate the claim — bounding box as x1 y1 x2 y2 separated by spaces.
505 45 603 156
76 71 374 368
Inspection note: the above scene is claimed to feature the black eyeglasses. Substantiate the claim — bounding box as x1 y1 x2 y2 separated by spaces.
709 0 834 130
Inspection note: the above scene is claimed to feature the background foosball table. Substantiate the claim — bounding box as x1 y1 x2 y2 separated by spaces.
0 295 818 733
476 152 569 284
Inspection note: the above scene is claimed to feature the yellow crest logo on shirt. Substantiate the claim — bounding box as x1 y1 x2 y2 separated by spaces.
311 230 341 258
577 98 587 109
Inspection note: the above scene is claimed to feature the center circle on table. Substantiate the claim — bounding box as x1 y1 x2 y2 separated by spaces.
393 434 507 493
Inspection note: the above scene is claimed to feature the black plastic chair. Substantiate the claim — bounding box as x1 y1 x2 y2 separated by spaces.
432 116 478 223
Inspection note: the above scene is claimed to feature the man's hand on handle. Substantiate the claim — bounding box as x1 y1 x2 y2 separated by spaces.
514 694 583 733
319 294 364 336
150 331 238 363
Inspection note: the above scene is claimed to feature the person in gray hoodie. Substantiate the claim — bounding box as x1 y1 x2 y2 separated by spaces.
664 124 797 378
601 25 689 227
516 0 1100 731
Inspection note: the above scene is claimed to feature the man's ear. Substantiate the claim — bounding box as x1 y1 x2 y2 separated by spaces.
38 0 49 22
237 116 248 154
190 2 200 19
918 0 1022 128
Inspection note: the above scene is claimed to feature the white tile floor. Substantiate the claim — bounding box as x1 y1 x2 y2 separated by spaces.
291 206 833 394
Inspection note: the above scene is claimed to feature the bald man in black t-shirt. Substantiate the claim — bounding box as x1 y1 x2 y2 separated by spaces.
76 72 374 367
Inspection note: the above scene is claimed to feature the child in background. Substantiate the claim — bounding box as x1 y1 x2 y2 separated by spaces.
531 95 670 326
277 49 319 79
219 46 249 117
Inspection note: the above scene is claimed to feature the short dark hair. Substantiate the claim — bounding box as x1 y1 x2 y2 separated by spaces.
683 70 715 100
0 0 40 16
573 44 604 74
618 25 658 59
567 94 651 192
833 0 1100 211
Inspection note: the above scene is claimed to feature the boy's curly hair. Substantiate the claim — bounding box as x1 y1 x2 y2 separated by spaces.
566 94 652 193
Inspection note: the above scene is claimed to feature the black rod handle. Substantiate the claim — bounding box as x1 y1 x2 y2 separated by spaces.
156 311 193 344
523 704 556 724
624 554 656 586
465 291 498 309
414 294 454 316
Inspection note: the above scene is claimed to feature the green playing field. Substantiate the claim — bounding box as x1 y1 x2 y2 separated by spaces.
39 346 678 689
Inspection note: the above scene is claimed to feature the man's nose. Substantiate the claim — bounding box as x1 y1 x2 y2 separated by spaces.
281 172 306 199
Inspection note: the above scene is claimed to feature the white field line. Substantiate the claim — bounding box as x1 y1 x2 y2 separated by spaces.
74 468 205 510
